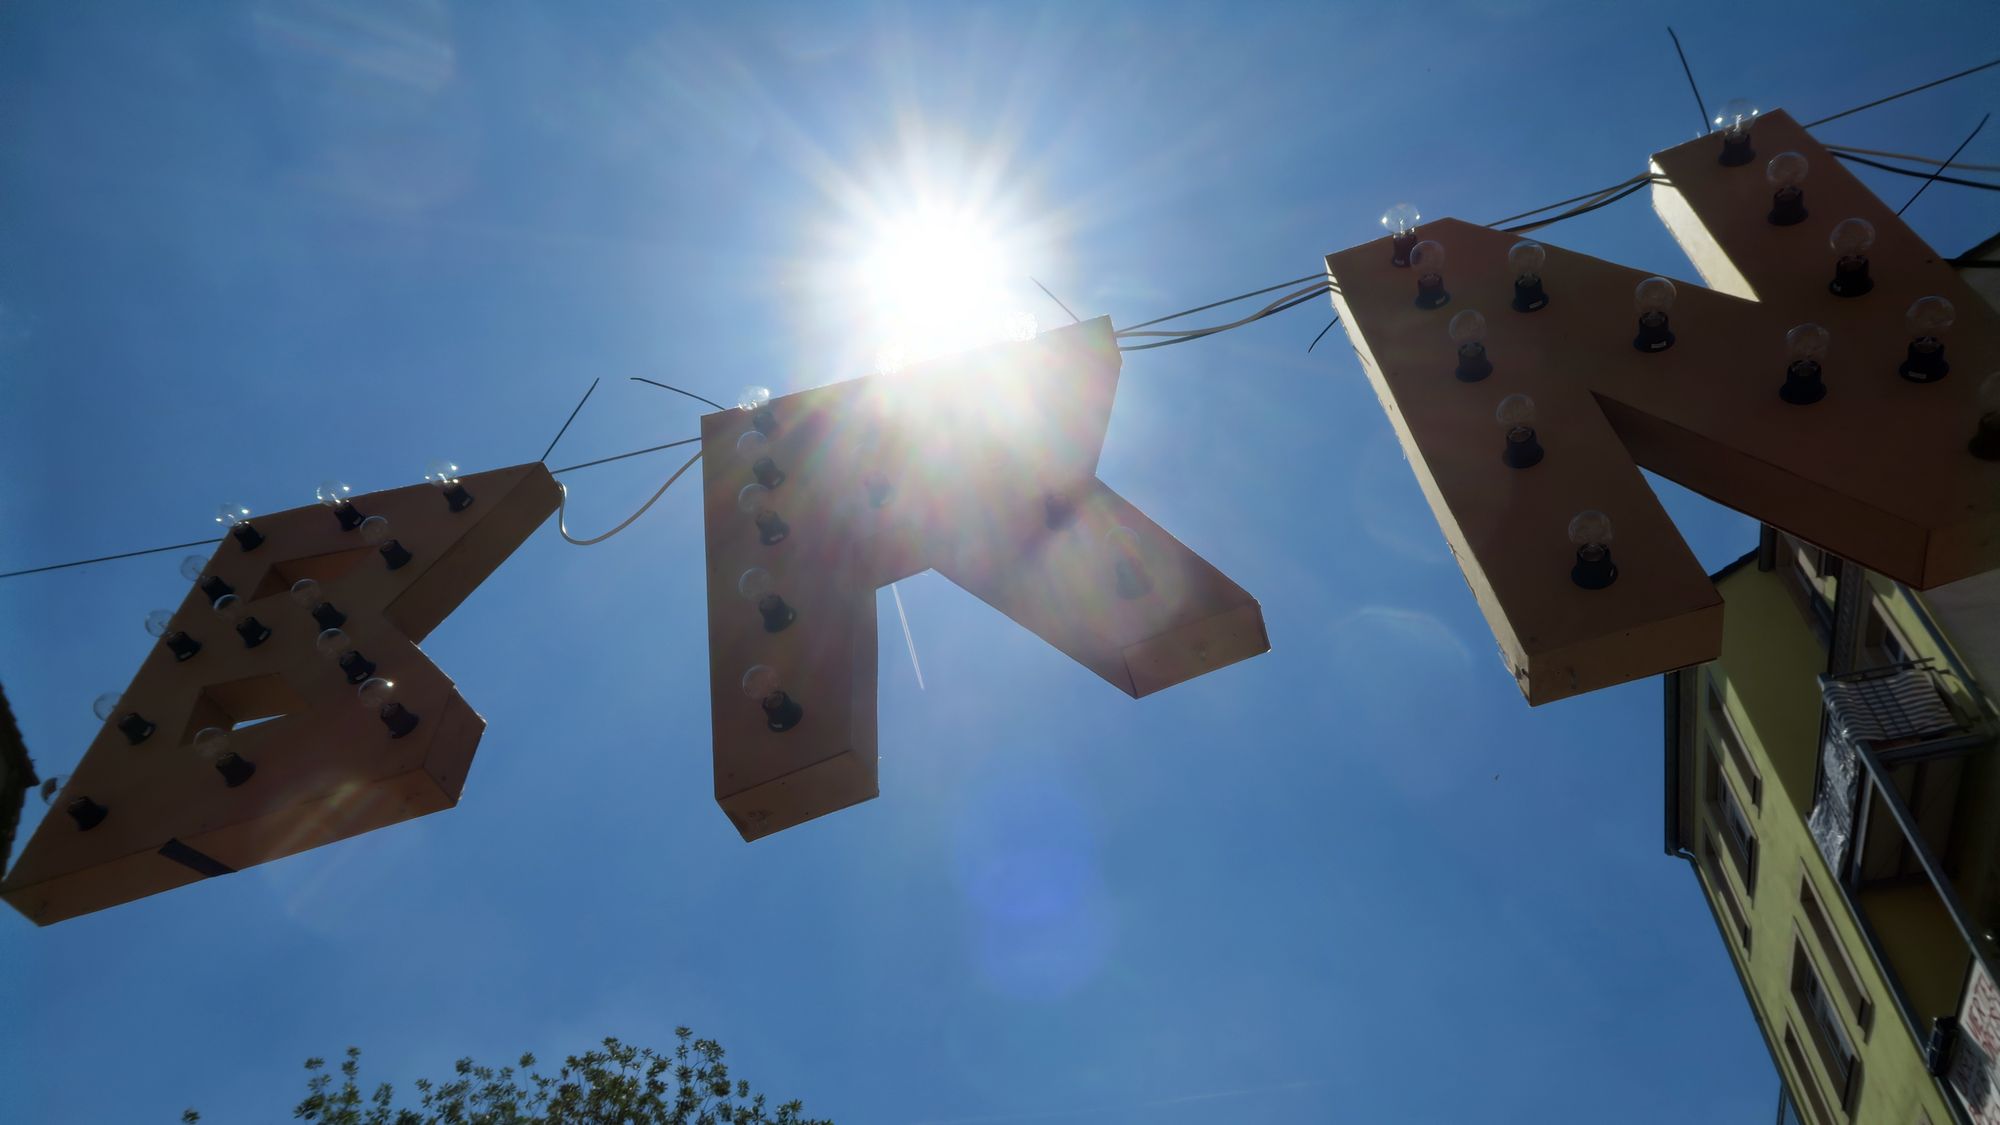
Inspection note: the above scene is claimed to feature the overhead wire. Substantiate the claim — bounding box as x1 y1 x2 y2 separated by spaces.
1117 286 1330 351
631 377 729 412
1898 113 1991 216
1802 56 2000 129
1118 273 1327 333
1825 144 2000 173
556 447 704 546
540 378 600 462
1666 27 1712 138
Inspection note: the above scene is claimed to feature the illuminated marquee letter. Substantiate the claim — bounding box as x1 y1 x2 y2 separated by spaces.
1327 110 1998 706
701 318 1269 839
3 464 560 924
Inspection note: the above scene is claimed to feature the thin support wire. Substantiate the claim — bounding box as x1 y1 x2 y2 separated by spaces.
630 377 729 413
1030 277 1082 324
1825 144 2000 173
1829 151 2000 190
1118 287 1327 351
549 437 702 477
540 377 600 462
1115 282 1330 338
0 538 225 581
1803 57 2000 129
1484 174 1652 227
1502 177 1658 234
1666 27 1712 137
1306 314 1341 354
1119 273 1326 333
1897 113 1991 216
556 448 704 546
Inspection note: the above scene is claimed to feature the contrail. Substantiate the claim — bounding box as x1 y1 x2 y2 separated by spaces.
891 581 925 691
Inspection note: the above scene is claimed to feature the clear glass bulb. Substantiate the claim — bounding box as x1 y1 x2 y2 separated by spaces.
315 628 353 660
735 430 769 460
738 568 774 602
1786 323 1830 364
737 482 773 515
1447 309 1487 346
1906 296 1955 338
738 385 772 412
1507 241 1546 280
1380 202 1421 235
740 664 780 701
216 503 252 529
1829 218 1875 256
1714 98 1759 136
179 554 208 582
1568 510 1615 548
1410 240 1446 276
424 459 460 488
1765 152 1808 188
1494 393 1537 429
288 578 322 608
193 726 230 763
39 775 65 805
144 609 175 638
92 692 121 722
214 594 246 622
357 677 397 708
359 515 393 545
316 479 352 507
1105 526 1140 553
1634 277 1677 315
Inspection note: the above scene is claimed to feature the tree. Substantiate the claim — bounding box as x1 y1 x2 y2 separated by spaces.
181 1028 831 1125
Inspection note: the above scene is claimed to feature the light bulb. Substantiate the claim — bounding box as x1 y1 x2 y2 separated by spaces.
738 568 774 602
1568 510 1615 549
1380 202 1421 235
1410 240 1446 277
144 609 174 638
358 677 398 709
1765 152 1808 188
740 664 780 701
1907 296 1955 339
316 479 353 507
1105 526 1140 554
315 628 353 660
216 503 252 529
288 578 322 608
424 459 460 488
192 726 230 763
735 430 768 460
359 515 392 545
213 594 245 623
1714 98 1759 136
92 692 121 722
737 483 773 516
179 555 208 582
738 385 772 412
1448 309 1487 347
1786 323 1830 364
1495 394 1537 430
39 776 65 805
1829 218 1875 256
1106 525 1150 597
1507 241 1546 281
1635 277 1676 315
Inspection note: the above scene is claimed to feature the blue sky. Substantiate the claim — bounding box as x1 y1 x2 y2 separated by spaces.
3 2 1997 1122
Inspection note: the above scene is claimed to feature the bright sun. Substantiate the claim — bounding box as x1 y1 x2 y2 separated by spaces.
853 204 1037 373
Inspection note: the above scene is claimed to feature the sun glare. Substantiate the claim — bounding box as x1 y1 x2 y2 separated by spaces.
855 205 1037 373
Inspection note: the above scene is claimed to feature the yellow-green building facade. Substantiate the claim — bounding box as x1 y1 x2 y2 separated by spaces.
1667 527 2000 1125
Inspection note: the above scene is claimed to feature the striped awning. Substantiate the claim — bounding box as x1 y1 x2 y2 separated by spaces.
1820 666 1960 746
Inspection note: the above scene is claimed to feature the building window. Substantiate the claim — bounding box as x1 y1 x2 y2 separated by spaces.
1779 534 1836 647
1783 1023 1837 1125
1702 832 1752 950
1708 752 1758 897
1793 938 1863 1113
1707 677 1762 808
1797 871 1872 1036
1860 599 1912 671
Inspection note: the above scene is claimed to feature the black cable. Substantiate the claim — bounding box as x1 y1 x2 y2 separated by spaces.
540 377 599 462
1666 27 1711 137
1832 152 2000 191
629 377 729 412
1030 277 1082 325
1484 175 1652 227
1898 113 1991 216
1117 288 1327 351
1306 315 1341 354
0 538 225 581
1803 57 2000 129
548 436 703 476
1502 178 1657 233
1119 273 1326 333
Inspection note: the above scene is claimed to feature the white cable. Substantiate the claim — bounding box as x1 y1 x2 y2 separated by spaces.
557 447 703 546
1827 144 2000 173
1114 282 1331 338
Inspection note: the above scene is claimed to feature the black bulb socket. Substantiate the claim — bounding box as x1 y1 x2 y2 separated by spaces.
67 796 108 831
1512 276 1549 312
1768 186 1807 226
1389 230 1418 268
1414 274 1450 310
1633 312 1675 353
1829 257 1873 298
755 511 789 546
1779 360 1827 405
1899 340 1949 383
1502 427 1544 469
1043 493 1078 531
1969 415 2000 462
230 522 264 551
865 475 893 509
116 712 156 745
442 482 475 513
752 457 786 489
311 602 347 630
164 631 202 662
379 702 420 738
1718 131 1754 166
332 502 365 531
1572 545 1618 590
751 408 778 437
761 690 804 733
379 539 413 569
1115 558 1153 600
215 752 256 788
758 594 797 633
1454 342 1493 383
235 617 272 648
338 650 378 685
197 575 234 602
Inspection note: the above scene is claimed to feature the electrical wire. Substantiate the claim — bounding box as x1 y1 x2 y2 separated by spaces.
1118 273 1327 333
1825 144 2000 173
540 378 600 462
1898 113 1990 216
1115 282 1330 339
1501 177 1660 233
1030 277 1081 325
1831 152 2000 191
1666 27 1711 138
1305 314 1341 354
548 436 702 476
1483 173 1654 228
555 448 703 546
1802 57 2000 129
630 377 729 412
1117 287 1328 351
